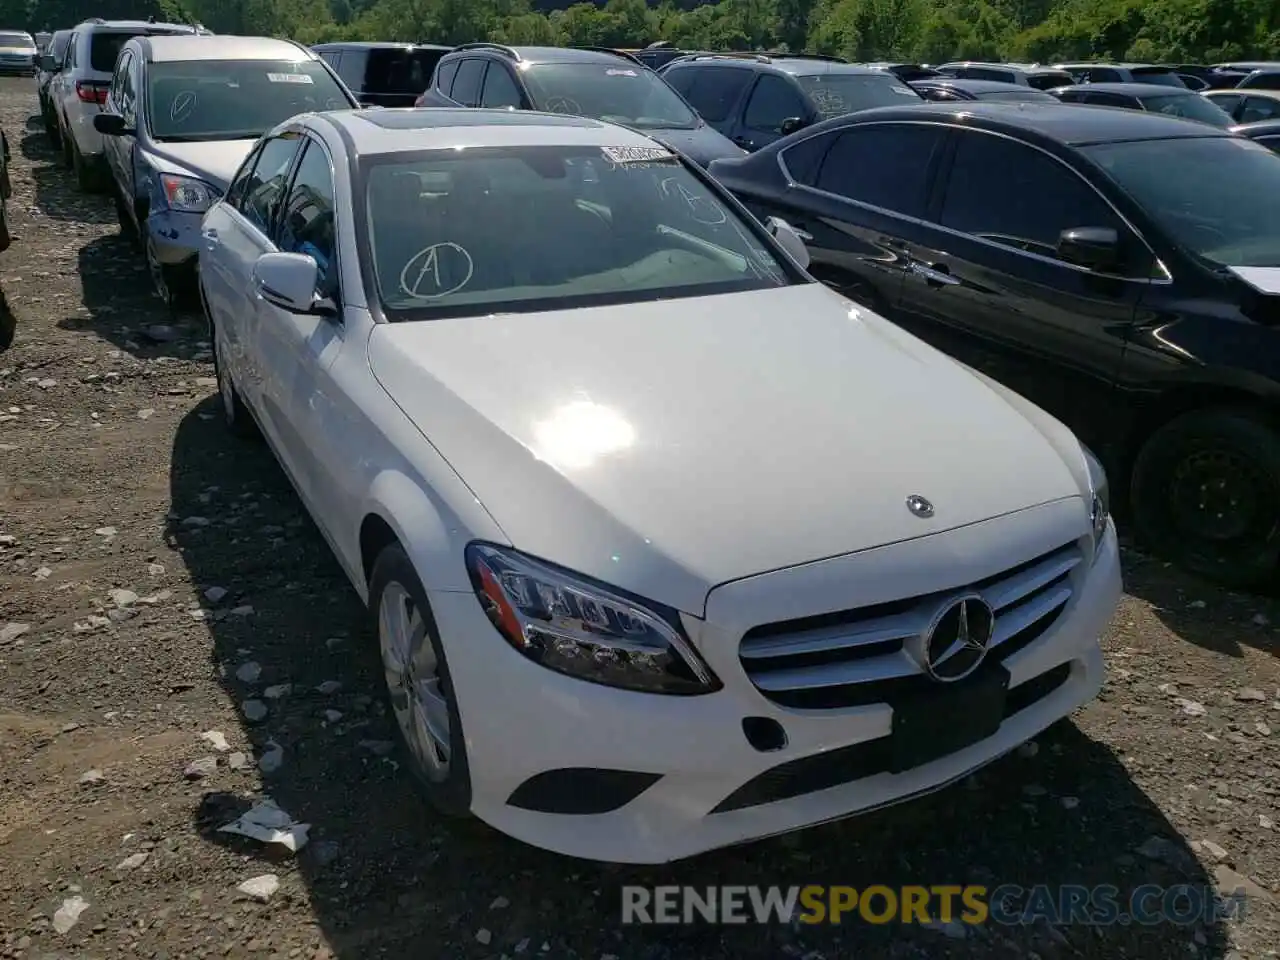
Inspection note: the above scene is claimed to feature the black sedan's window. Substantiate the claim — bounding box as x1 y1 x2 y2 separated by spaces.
940 131 1122 262
813 123 944 219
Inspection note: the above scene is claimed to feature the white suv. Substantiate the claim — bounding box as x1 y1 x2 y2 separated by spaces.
45 18 203 190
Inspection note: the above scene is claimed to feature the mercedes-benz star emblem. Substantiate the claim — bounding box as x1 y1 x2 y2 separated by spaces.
919 594 995 682
906 494 934 518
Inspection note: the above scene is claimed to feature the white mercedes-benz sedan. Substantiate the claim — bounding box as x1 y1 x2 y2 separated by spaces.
198 107 1121 864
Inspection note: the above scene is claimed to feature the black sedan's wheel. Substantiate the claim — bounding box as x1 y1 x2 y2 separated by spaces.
369 543 472 817
1132 408 1280 589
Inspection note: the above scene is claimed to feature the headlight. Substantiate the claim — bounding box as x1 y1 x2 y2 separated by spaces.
464 543 721 695
1083 445 1110 551
159 174 216 213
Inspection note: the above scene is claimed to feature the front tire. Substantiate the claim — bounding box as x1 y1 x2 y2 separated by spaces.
369 543 472 817
1131 408 1280 589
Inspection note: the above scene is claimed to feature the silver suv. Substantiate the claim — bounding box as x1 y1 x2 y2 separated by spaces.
43 18 207 190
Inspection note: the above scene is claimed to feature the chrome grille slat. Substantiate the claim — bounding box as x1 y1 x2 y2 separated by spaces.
989 583 1072 649
751 650 920 691
739 541 1082 708
739 609 929 659
982 548 1080 611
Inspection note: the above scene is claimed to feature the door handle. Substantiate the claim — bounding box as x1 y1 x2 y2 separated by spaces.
910 261 961 286
732 135 752 148
201 227 218 250
790 223 814 241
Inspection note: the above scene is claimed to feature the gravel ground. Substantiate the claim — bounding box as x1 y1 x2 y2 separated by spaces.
1 76 1279 960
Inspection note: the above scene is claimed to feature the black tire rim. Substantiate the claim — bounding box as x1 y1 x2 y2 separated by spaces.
1168 443 1275 545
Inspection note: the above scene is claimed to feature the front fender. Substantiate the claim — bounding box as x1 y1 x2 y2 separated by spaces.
358 469 509 603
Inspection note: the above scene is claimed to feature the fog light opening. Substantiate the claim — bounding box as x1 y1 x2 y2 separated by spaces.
742 716 788 752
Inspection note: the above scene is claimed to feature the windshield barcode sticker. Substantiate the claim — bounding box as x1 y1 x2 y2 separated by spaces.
601 145 675 165
267 72 313 84
891 85 916 94
606 68 638 76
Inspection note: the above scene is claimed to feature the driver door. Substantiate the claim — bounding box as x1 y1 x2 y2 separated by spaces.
252 135 347 519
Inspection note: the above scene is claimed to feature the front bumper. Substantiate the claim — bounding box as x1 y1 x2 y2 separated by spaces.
432 503 1121 864
147 209 203 270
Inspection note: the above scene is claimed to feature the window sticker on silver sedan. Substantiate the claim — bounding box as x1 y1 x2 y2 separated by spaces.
891 85 916 94
600 145 675 167
266 72 313 84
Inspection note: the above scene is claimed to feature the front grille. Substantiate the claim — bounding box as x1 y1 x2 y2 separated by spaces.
739 541 1081 709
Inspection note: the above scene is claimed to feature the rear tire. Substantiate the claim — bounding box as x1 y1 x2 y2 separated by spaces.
1131 408 1280 589
71 139 99 192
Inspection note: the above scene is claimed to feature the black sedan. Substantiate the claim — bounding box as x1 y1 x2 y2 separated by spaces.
911 78 1058 102
1050 82 1234 127
709 102 1280 588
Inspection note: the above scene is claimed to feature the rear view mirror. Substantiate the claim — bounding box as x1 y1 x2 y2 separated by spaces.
251 252 335 315
1058 226 1121 272
766 216 810 269
779 116 808 136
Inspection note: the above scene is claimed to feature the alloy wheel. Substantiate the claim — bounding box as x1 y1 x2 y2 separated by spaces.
378 581 451 781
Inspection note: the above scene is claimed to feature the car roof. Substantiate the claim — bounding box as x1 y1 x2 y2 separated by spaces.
1210 88 1280 101
141 34 309 62
78 20 196 33
1059 82 1196 95
312 41 451 51
319 107 662 154
498 46 638 65
666 54 887 76
915 78 1038 93
813 101 1229 145
1053 62 1172 70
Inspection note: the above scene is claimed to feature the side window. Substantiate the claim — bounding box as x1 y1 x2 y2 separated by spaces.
919 87 960 101
225 143 263 208
939 132 1124 263
319 50 343 75
480 63 522 108
435 58 459 94
813 124 944 219
964 67 1012 82
108 49 130 109
1210 93 1244 117
1087 68 1121 83
1242 96 1280 122
1085 92 1135 108
743 74 808 132
1256 135 1280 152
336 50 364 92
450 58 485 106
684 67 753 123
781 131 836 185
278 140 338 297
237 135 300 236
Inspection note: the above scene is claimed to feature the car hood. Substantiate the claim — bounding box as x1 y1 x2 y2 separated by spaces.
367 284 1083 615
146 139 258 192
647 124 746 166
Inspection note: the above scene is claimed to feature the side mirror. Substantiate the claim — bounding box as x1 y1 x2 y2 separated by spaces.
251 252 336 316
1057 226 1121 272
38 54 57 72
766 216 810 270
779 116 808 136
93 112 130 136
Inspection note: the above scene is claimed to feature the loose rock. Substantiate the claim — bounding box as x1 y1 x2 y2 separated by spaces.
235 661 262 683
52 895 89 934
184 756 218 780
241 700 268 722
200 730 230 752
237 874 280 902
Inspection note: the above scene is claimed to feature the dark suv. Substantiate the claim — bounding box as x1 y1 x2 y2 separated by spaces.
415 43 742 166
710 102 1280 588
659 53 922 152
312 42 451 107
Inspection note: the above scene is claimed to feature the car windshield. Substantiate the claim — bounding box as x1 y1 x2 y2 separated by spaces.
975 88 1056 101
522 63 698 130
1138 92 1233 126
795 73 920 119
0 32 32 47
1084 136 1280 267
147 60 352 141
363 144 792 319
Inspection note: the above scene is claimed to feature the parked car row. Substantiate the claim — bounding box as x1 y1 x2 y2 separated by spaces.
8 21 1279 863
